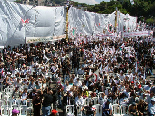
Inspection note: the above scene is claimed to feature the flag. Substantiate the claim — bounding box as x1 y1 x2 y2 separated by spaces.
108 24 113 33
25 19 29 23
0 68 4 77
72 28 75 36
21 18 29 23
21 18 25 23
123 25 126 32
94 73 98 82
96 23 100 27
89 69 92 76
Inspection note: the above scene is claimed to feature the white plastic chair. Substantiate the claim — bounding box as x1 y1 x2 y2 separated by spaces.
98 92 104 98
66 105 74 116
92 104 102 116
84 98 91 106
20 105 27 116
112 104 121 116
27 99 33 116
76 105 83 116
92 97 98 105
1 105 11 116
120 104 129 116
4 87 14 93
0 99 6 106
27 89 33 93
0 91 5 99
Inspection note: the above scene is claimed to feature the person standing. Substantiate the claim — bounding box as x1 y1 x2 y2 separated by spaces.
41 86 54 116
33 92 42 116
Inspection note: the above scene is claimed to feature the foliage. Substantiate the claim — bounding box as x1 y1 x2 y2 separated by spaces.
14 0 21 3
69 0 155 25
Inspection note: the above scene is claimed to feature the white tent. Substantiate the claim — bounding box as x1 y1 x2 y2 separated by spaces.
0 0 137 46
0 0 66 46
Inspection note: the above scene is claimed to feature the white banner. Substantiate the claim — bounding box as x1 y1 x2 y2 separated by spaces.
96 33 118 37
123 31 150 37
26 34 66 43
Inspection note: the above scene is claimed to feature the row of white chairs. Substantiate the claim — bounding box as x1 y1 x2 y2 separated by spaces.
0 98 33 116
66 104 131 116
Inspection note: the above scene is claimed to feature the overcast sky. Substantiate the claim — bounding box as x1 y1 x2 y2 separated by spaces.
7 0 110 5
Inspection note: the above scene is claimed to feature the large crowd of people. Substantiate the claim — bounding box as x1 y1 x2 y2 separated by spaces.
0 36 155 116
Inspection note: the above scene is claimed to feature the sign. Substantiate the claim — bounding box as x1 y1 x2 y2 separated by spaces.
96 33 118 38
123 31 150 37
53 34 66 40
26 34 66 43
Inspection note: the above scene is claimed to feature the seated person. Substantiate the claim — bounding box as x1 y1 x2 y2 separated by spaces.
148 98 155 116
99 93 107 105
21 88 27 105
81 103 96 116
137 99 148 116
128 102 139 116
82 88 89 98
102 99 112 116
12 87 21 104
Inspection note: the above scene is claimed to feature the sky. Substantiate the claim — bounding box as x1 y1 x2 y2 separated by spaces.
73 0 110 5
7 0 110 5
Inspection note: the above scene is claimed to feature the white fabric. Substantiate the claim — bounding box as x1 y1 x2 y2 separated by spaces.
0 0 65 46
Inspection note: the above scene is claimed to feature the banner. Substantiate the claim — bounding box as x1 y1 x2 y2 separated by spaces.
26 34 66 43
26 37 53 43
123 31 150 37
96 33 118 37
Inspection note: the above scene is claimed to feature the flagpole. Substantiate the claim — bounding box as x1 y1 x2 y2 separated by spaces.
114 7 118 33
65 0 69 43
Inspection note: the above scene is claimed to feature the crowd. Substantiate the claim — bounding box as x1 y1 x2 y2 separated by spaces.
0 36 155 116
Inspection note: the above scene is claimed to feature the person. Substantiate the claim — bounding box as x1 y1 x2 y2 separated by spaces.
41 86 54 116
50 109 58 116
12 86 21 104
21 88 27 105
99 93 107 105
137 99 148 116
102 99 112 116
148 98 155 116
12 109 19 116
81 103 96 116
33 92 42 116
128 102 139 116
75 93 84 106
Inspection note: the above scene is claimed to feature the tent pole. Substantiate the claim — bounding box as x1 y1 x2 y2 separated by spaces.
114 7 118 33
66 6 69 43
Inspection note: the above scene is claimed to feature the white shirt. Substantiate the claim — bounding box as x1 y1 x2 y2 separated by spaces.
82 85 88 91
99 96 107 105
75 96 84 106
144 85 151 91
119 97 129 105
64 85 72 93
148 103 155 114
119 75 125 81
74 80 82 87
